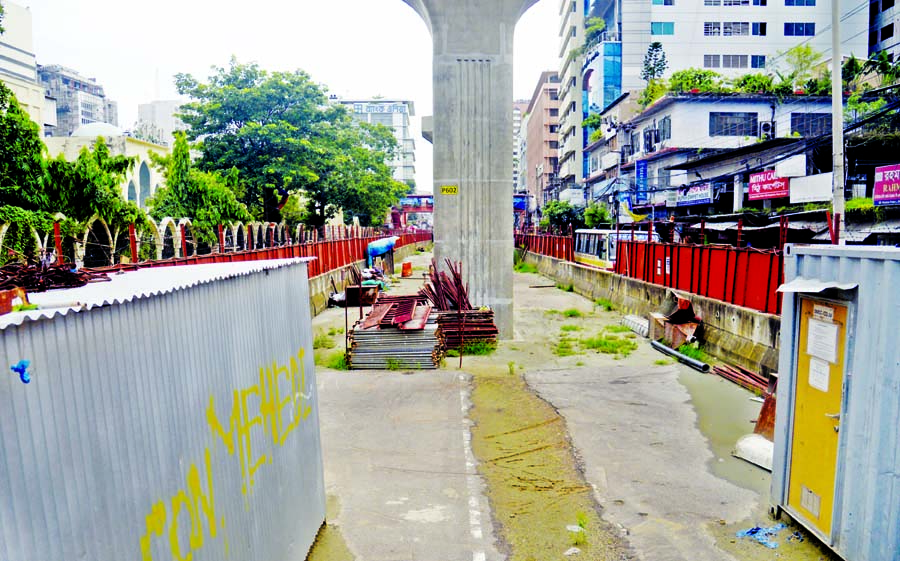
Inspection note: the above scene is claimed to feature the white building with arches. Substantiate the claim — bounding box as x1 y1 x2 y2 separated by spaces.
43 122 170 208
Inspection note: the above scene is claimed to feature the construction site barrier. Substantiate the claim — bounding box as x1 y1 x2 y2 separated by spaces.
515 233 574 262
615 241 783 315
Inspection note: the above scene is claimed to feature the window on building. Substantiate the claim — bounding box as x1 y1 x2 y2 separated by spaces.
724 22 750 35
658 169 671 188
651 21 675 34
723 54 749 68
870 29 880 47
652 0 675 5
631 131 640 153
752 22 767 35
549 124 560 133
550 108 559 116
571 26 577 37
659 116 672 141
784 22 815 35
723 0 750 5
751 55 767 68
884 0 896 9
705 0 722 5
704 22 722 36
882 23 895 41
791 113 832 137
549 141 560 149
709 112 758 136
704 54 721 68
549 89 559 100
785 0 815 4
753 0 767 5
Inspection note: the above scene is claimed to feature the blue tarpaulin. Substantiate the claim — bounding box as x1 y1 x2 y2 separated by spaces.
367 237 399 266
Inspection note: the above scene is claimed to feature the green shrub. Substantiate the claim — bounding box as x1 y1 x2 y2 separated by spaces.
313 331 336 349
583 334 638 357
595 298 616 311
563 309 584 318
462 341 497 356
561 324 582 332
514 262 539 274
327 352 349 370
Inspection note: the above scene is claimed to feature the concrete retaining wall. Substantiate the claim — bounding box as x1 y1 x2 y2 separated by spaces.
523 252 780 373
308 242 429 315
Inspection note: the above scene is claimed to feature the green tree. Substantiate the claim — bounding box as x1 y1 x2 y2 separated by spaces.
864 50 900 86
641 42 668 83
584 17 607 49
638 79 669 108
842 55 865 91
0 83 49 212
731 73 774 94
539 200 585 231
669 68 724 93
0 1 5 35
775 44 824 90
584 203 611 227
146 131 251 244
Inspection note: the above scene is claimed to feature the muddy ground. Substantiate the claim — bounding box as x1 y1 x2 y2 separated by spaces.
307 250 839 561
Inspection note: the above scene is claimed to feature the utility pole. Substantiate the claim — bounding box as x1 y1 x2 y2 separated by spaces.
832 0 846 244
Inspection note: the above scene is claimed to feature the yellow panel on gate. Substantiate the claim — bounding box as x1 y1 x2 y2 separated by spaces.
787 298 847 540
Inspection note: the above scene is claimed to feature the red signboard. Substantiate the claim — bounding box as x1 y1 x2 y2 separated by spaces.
874 163 900 206
749 170 790 200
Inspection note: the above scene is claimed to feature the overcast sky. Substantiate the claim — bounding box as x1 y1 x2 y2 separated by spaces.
20 0 560 191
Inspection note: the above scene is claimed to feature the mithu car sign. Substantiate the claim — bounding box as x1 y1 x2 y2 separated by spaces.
749 170 790 201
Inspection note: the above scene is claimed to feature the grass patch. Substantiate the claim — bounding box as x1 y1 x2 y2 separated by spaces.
446 349 460 358
570 528 588 546
556 282 575 292
385 358 403 371
554 338 578 357
654 359 672 366
507 361 516 375
324 352 349 370
595 298 616 312
562 308 584 318
582 334 638 357
560 324 582 332
462 341 497 356
603 324 631 334
313 331 336 349
514 262 539 274
677 343 712 363
327 327 344 336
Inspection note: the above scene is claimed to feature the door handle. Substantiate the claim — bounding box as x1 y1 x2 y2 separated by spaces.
825 413 841 420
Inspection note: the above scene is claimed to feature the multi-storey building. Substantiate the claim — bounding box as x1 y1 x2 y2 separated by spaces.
513 100 529 192
525 71 562 204
557 0 586 192
870 0 900 59
339 98 416 185
0 1 56 135
38 64 118 137
136 100 187 146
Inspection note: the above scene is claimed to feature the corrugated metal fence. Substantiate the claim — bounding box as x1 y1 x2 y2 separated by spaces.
615 241 784 315
0 260 325 561
514 233 574 262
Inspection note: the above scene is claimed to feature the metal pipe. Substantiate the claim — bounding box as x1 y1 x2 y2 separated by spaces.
650 340 710 373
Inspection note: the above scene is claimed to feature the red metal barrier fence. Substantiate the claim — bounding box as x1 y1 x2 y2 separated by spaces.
89 231 433 279
614 241 783 315
515 233 574 262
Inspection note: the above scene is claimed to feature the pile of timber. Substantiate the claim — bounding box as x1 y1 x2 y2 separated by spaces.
348 294 444 370
713 364 770 394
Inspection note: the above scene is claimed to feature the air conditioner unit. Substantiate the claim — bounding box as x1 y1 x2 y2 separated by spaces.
759 121 776 140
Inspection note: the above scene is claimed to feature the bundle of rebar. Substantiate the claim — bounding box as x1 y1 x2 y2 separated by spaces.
420 259 472 311
348 313 445 370
713 364 769 394
435 310 498 351
0 264 109 292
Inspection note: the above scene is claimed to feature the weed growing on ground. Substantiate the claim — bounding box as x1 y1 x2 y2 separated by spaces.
507 361 516 375
563 309 584 318
313 331 336 349
570 528 588 546
603 324 631 334
582 334 638 357
326 352 349 370
385 358 403 371
463 341 497 356
595 298 616 311
677 344 712 363
654 359 672 366
575 361 585 366
576 511 589 529
561 324 582 332
327 327 344 336
446 349 460 358
554 338 578 357
514 262 539 274
556 283 575 292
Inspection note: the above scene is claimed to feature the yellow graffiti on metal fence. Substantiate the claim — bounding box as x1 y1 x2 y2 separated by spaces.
140 348 312 560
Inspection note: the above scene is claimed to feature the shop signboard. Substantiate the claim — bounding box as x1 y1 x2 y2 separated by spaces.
636 160 649 204
676 183 713 207
749 170 790 200
874 164 900 206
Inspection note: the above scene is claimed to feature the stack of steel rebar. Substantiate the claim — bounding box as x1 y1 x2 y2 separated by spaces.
435 310 498 351
0 264 109 292
420 259 472 311
713 364 770 394
348 294 445 370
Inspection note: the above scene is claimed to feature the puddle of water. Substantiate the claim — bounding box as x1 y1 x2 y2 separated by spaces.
677 369 771 498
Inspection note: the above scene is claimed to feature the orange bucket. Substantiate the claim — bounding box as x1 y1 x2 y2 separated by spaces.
401 261 413 277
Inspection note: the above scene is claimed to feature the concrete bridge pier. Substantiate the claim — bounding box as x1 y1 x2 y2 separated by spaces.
401 0 539 338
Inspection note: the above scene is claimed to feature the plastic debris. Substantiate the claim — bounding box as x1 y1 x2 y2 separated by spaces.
736 523 786 549
563 547 581 556
566 525 584 533
10 360 31 384
787 531 805 543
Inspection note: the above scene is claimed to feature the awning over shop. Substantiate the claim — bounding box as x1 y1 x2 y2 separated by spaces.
778 278 858 293
811 218 900 242
591 177 619 199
